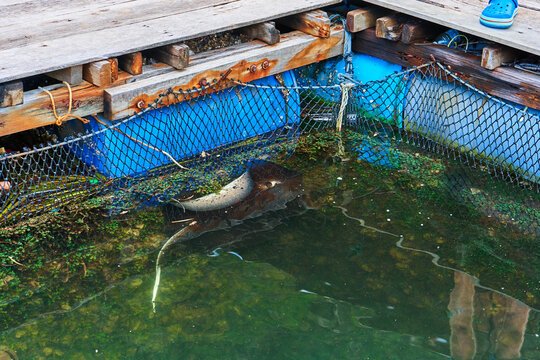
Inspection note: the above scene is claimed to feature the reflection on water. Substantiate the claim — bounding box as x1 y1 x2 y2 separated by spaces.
0 161 539 359
449 272 530 360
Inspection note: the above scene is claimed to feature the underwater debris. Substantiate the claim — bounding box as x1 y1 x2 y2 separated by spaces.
172 171 254 212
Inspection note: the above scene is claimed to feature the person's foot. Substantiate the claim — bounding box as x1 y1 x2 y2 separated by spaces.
480 0 519 29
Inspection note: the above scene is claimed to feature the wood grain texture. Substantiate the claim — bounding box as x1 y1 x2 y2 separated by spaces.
119 52 143 75
0 27 344 136
375 15 403 41
277 10 331 38
0 81 23 108
0 0 341 83
356 0 540 55
104 26 344 120
0 63 175 136
481 46 516 70
353 28 540 110
46 66 83 84
401 21 443 44
242 22 281 45
346 7 390 32
150 44 190 70
108 58 119 82
83 60 112 87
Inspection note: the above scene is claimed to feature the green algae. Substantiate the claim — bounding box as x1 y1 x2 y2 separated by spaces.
0 128 538 359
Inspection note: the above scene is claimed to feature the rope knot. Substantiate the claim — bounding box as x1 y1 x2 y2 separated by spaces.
40 81 90 126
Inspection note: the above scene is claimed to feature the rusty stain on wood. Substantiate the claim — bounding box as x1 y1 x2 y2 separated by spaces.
277 10 331 38
123 58 280 119
286 30 342 68
0 27 344 136
104 27 344 120
119 52 143 75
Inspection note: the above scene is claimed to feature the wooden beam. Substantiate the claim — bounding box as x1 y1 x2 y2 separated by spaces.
0 64 176 137
242 22 281 45
83 60 113 87
0 81 23 108
375 14 404 41
108 58 119 82
150 44 190 70
0 27 344 136
277 10 331 38
0 0 343 84
346 7 389 33
119 52 143 75
401 21 443 44
104 26 344 120
349 0 540 56
481 46 517 71
46 65 83 84
352 28 540 110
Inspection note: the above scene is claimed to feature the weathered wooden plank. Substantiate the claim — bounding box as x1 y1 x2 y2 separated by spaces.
346 6 389 32
401 20 443 44
375 14 404 41
352 28 540 110
481 46 517 71
104 26 345 120
119 52 143 75
46 66 83 84
0 27 344 136
0 0 342 83
0 81 23 108
277 10 331 38
150 44 190 70
83 60 113 87
0 0 230 50
356 0 540 56
242 22 281 45
0 63 176 136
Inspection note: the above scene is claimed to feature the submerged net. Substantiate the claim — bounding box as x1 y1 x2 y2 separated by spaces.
0 61 538 233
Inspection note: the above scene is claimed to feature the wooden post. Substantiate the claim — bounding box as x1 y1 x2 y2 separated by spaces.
481 45 516 70
119 52 143 75
0 81 23 108
346 7 389 33
151 43 190 70
401 21 443 44
242 22 280 45
376 15 404 41
46 65 83 84
83 60 113 87
277 10 330 38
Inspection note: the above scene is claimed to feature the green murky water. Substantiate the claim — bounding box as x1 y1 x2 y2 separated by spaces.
1 158 539 359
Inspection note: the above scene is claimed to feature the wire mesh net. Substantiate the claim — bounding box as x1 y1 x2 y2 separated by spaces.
0 62 538 233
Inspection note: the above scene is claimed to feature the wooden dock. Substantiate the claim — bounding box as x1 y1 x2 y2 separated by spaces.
360 0 540 56
0 0 343 136
0 0 341 83
345 0 540 110
1 0 539 138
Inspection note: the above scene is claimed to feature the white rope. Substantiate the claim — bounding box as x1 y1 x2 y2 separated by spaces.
336 82 355 133
152 222 196 312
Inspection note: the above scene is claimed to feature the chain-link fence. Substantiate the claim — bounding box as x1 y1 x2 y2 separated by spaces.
0 62 538 232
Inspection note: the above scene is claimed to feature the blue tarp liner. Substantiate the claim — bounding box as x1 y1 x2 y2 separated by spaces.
404 76 540 182
77 71 300 178
295 53 406 126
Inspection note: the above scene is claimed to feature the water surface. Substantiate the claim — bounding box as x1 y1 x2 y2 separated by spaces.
1 159 539 359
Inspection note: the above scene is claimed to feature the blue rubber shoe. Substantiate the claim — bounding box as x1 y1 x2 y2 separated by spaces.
480 0 519 28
